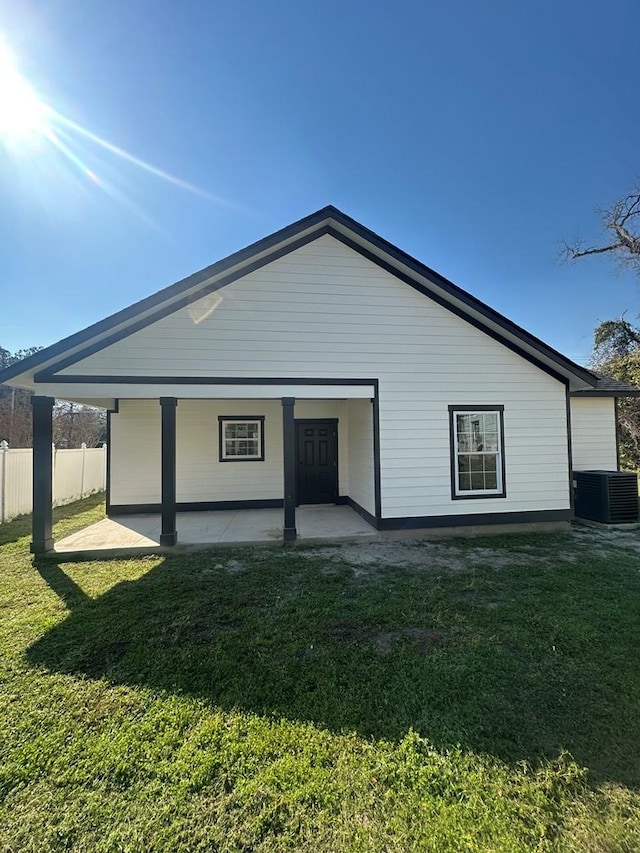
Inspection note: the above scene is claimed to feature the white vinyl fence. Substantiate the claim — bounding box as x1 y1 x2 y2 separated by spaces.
0 442 107 523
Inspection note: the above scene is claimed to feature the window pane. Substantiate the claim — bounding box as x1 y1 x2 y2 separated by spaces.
457 435 471 453
483 455 497 474
458 471 472 491
485 470 497 489
483 413 498 432
456 414 471 433
453 409 502 495
470 471 486 490
469 418 481 450
484 434 498 452
221 420 263 459
469 454 484 472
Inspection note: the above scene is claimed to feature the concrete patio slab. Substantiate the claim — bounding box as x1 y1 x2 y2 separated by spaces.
52 505 377 557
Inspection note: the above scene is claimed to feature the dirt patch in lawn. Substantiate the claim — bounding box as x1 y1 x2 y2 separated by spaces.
301 540 577 577
570 525 640 556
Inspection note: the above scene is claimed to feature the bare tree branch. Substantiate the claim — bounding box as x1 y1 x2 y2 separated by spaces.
563 182 640 274
562 241 624 260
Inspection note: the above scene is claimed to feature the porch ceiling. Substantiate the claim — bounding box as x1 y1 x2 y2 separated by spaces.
32 381 376 405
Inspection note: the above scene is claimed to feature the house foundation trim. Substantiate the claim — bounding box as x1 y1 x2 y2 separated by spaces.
30 395 55 554
376 508 572 531
159 397 178 546
282 397 297 541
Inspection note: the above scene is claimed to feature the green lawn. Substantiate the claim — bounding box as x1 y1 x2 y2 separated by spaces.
1 498 640 851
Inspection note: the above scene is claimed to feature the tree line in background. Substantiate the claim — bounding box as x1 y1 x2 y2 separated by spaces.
565 182 640 469
0 347 106 448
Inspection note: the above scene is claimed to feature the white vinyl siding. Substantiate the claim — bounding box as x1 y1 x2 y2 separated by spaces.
84 235 570 518
346 398 375 515
570 397 618 471
110 400 160 504
110 399 353 507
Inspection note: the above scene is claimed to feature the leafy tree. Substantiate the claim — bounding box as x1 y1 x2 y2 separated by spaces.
590 318 640 469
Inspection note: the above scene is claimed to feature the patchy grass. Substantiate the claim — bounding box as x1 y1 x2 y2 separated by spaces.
1 504 640 850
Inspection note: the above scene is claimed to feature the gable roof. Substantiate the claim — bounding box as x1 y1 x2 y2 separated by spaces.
1 205 602 390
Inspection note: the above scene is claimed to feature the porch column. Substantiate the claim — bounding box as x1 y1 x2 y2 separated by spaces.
30 395 55 554
160 397 177 546
282 397 297 541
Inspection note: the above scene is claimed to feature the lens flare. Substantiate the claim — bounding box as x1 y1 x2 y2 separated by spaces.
0 37 237 214
0 42 49 141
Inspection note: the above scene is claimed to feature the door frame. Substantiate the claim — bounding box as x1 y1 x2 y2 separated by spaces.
294 418 339 506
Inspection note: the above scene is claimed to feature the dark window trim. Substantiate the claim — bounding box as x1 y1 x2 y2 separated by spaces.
448 405 506 500
218 415 265 462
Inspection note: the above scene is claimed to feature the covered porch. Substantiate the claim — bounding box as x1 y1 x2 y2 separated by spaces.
29 380 380 554
53 504 377 557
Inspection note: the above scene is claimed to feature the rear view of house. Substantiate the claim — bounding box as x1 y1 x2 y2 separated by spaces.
2 206 636 553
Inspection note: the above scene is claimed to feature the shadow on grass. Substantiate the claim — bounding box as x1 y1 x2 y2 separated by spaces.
27 543 640 787
33 560 91 609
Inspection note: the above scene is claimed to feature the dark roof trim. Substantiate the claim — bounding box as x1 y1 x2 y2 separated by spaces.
328 208 596 386
332 229 570 386
34 375 378 386
36 225 571 387
1 204 597 387
571 390 640 398
35 228 327 381
0 207 340 384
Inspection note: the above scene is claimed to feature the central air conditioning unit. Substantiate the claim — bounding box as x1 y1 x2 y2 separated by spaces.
573 470 639 524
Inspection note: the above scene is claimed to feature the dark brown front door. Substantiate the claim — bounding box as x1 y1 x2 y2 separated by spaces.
295 420 338 504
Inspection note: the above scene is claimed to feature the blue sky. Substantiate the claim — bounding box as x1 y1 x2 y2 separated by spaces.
0 0 638 364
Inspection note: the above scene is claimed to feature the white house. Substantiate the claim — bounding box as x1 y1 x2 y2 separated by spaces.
2 206 636 553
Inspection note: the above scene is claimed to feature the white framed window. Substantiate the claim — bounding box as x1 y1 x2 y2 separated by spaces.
449 406 506 499
218 416 265 462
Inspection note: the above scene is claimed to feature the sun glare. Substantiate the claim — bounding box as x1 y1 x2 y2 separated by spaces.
0 42 49 142
0 36 232 217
